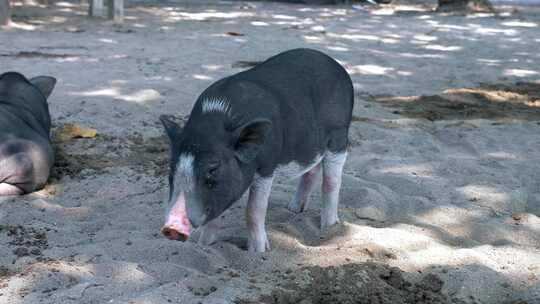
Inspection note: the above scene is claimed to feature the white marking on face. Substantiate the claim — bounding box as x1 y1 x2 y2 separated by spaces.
165 153 195 219
201 97 230 115
168 153 195 207
273 154 323 180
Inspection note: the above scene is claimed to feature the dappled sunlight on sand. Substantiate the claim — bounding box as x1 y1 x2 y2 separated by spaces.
192 74 213 81
502 20 538 27
69 87 161 103
379 163 435 178
325 45 349 52
250 21 270 26
327 32 401 44
476 27 520 35
477 58 501 66
422 44 462 51
272 14 297 20
98 38 118 44
164 11 254 22
412 205 485 226
458 184 513 210
482 151 522 160
504 68 538 77
347 64 394 76
412 34 438 42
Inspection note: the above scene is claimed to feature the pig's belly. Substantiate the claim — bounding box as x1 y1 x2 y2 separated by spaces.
273 154 323 181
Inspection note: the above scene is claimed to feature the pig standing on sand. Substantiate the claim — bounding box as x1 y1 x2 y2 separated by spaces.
0 72 56 196
160 48 353 253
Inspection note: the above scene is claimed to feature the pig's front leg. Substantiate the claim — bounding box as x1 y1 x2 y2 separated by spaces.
246 174 274 253
198 216 222 246
321 151 347 230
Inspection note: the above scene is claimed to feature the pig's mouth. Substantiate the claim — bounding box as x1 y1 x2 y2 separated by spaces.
161 226 189 242
161 218 192 241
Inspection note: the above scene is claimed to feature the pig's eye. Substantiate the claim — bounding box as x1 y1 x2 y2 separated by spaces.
206 178 216 189
207 167 218 177
205 165 219 189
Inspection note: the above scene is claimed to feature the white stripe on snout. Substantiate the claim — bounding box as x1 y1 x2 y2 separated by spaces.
201 97 230 115
174 153 195 193
166 153 195 217
164 153 195 221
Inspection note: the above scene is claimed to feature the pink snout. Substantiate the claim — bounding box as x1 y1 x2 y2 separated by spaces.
161 192 192 241
161 224 190 241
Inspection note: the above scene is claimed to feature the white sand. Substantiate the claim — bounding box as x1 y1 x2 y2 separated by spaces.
1 1 539 303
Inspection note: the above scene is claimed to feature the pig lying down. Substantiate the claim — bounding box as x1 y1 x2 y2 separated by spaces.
160 48 353 253
0 72 56 196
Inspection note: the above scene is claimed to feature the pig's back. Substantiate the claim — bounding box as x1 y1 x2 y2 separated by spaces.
201 48 353 171
244 48 353 152
242 48 352 126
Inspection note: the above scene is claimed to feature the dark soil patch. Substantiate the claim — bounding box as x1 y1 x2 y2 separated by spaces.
0 225 48 259
50 133 170 180
0 51 79 59
371 82 540 121
0 266 10 278
237 262 458 304
436 0 496 14
0 265 13 289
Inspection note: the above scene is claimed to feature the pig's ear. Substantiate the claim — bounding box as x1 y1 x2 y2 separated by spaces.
29 76 57 99
160 115 182 140
233 119 272 163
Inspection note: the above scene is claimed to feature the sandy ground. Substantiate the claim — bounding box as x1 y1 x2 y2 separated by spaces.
1 1 540 303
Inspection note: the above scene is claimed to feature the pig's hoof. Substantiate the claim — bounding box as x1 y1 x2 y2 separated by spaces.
247 234 270 253
287 200 305 213
321 217 340 231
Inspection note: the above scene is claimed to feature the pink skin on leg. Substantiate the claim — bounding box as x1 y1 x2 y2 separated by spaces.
321 151 347 230
161 192 192 241
288 162 322 213
247 174 273 253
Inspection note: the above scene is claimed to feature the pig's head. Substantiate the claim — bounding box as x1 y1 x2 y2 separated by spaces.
0 72 57 132
159 114 272 241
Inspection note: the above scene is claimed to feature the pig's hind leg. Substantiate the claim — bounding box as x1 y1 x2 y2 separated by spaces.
321 150 347 230
246 174 274 253
287 162 322 213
